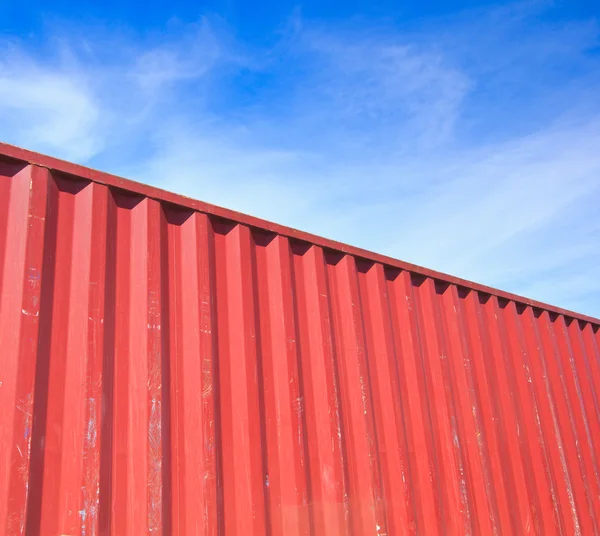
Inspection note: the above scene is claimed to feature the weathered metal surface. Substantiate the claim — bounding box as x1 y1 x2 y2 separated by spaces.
0 143 599 535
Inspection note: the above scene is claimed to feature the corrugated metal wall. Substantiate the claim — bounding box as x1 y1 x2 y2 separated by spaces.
1 150 600 536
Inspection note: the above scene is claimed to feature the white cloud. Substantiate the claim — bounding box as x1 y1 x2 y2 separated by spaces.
0 53 102 161
133 19 224 95
296 31 471 149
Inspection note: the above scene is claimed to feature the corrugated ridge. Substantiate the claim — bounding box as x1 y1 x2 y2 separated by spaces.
0 166 599 535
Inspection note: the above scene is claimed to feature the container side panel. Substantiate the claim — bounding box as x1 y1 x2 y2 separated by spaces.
1 159 600 536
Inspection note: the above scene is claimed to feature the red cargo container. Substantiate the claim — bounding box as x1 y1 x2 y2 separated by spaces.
0 142 599 536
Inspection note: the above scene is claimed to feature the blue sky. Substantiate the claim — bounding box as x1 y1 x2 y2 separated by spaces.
1 0 599 317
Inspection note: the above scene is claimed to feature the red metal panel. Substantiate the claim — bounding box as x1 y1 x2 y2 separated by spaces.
0 145 599 536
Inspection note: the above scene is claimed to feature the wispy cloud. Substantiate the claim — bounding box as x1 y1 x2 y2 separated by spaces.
1 2 599 315
283 25 471 150
0 45 102 161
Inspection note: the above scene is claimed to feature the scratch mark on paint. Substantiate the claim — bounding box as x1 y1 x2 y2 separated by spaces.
16 396 33 417
148 397 162 532
86 398 97 448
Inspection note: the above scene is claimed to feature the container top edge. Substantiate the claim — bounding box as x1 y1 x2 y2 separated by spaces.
2 141 598 326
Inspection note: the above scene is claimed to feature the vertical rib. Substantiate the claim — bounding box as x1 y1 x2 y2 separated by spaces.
110 194 153 534
385 271 442 535
461 292 518 534
360 265 417 535
37 178 96 535
481 297 536 533
441 287 500 535
167 211 219 535
255 235 310 535
80 182 110 536
326 255 387 536
0 166 52 535
413 279 474 534
215 224 267 536
537 313 598 534
521 308 580 534
502 302 562 534
555 318 600 518
579 325 600 440
292 245 348 536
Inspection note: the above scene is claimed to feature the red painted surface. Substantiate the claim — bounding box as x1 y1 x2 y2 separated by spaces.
0 143 599 535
